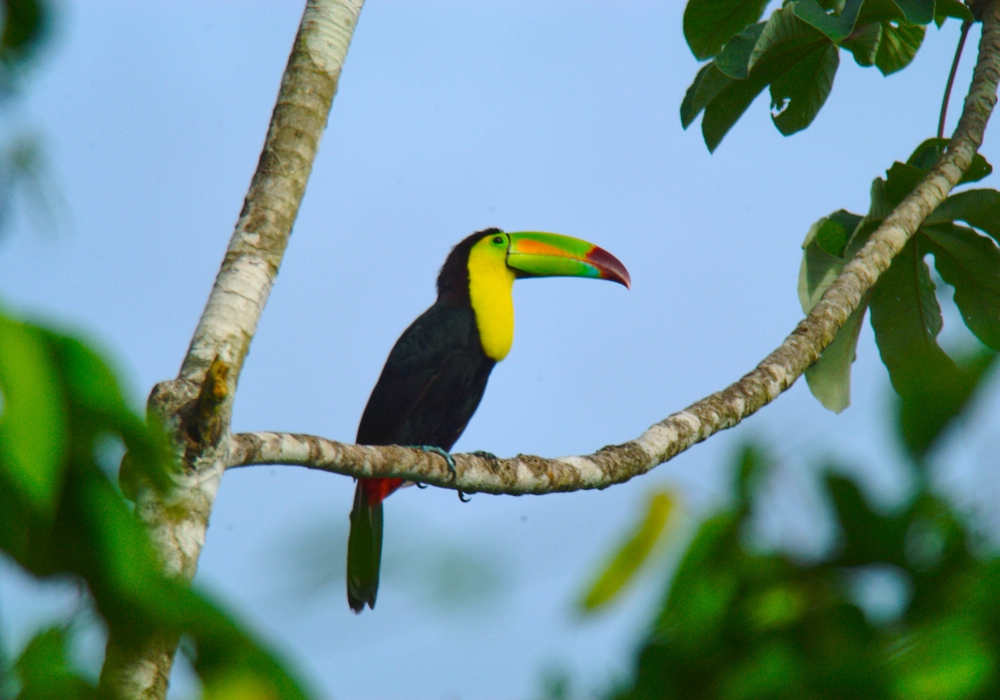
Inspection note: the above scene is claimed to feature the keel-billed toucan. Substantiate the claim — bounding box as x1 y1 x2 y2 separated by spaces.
348 228 629 612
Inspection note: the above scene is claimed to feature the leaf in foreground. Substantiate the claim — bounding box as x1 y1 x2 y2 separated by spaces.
0 314 65 517
580 491 676 611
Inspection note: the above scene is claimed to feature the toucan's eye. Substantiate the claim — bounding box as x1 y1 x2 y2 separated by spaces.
493 236 504 245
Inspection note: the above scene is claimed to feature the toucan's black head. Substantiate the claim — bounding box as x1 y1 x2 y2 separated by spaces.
436 228 502 303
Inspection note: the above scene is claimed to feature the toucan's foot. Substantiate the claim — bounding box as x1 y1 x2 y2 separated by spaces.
415 445 458 479
458 491 472 503
415 482 428 489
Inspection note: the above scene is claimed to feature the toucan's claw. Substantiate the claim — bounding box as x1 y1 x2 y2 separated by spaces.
458 491 472 503
415 445 458 480
415 482 428 489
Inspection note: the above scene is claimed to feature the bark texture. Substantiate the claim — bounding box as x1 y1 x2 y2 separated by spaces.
229 3 1000 495
98 1 364 698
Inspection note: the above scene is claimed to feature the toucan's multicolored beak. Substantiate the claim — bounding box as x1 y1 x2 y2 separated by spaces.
504 232 631 288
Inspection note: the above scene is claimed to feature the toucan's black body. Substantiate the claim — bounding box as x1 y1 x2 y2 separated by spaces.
348 231 498 613
358 231 499 448
356 303 495 450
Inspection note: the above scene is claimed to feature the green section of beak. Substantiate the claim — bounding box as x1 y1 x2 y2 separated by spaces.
505 232 631 288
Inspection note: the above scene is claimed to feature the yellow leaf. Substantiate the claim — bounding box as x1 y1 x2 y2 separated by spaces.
580 491 678 612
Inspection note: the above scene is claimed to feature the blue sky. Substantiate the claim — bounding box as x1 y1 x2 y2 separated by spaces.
1 3 998 699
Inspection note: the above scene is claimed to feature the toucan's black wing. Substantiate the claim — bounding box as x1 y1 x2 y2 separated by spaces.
356 302 496 451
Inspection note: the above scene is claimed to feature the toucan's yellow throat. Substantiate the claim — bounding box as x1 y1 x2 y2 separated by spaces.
467 233 516 361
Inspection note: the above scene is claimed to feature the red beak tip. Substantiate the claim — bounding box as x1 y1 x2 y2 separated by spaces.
604 271 631 289
589 245 631 289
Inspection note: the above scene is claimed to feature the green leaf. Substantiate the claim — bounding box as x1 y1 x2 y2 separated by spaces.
0 314 66 516
934 0 974 25
892 622 994 700
925 189 1000 243
51 336 127 416
892 0 935 25
897 346 994 455
843 21 883 66
45 332 175 495
0 0 47 61
749 6 823 71
580 491 676 611
701 70 771 152
923 223 1000 350
202 671 292 700
793 0 863 42
884 161 926 206
680 62 734 129
799 221 841 312
701 7 833 150
806 296 871 413
875 22 925 75
906 138 946 170
15 626 97 700
752 8 839 135
815 209 859 258
868 178 894 220
798 210 875 413
960 159 992 185
735 443 770 505
868 230 987 455
683 0 769 60
798 210 863 313
656 511 742 647
825 475 909 566
906 138 993 183
770 40 839 135
745 587 809 631
857 0 907 25
847 214 885 256
869 237 949 398
715 22 766 79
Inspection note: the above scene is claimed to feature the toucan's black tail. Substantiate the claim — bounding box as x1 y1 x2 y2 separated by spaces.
347 482 383 613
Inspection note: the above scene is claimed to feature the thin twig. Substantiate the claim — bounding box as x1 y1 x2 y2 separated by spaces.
940 20 973 139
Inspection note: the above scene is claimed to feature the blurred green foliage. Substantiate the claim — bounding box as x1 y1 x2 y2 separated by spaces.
580 492 678 611
0 0 48 89
0 306 312 699
586 327 1000 698
12 626 97 700
0 0 63 242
